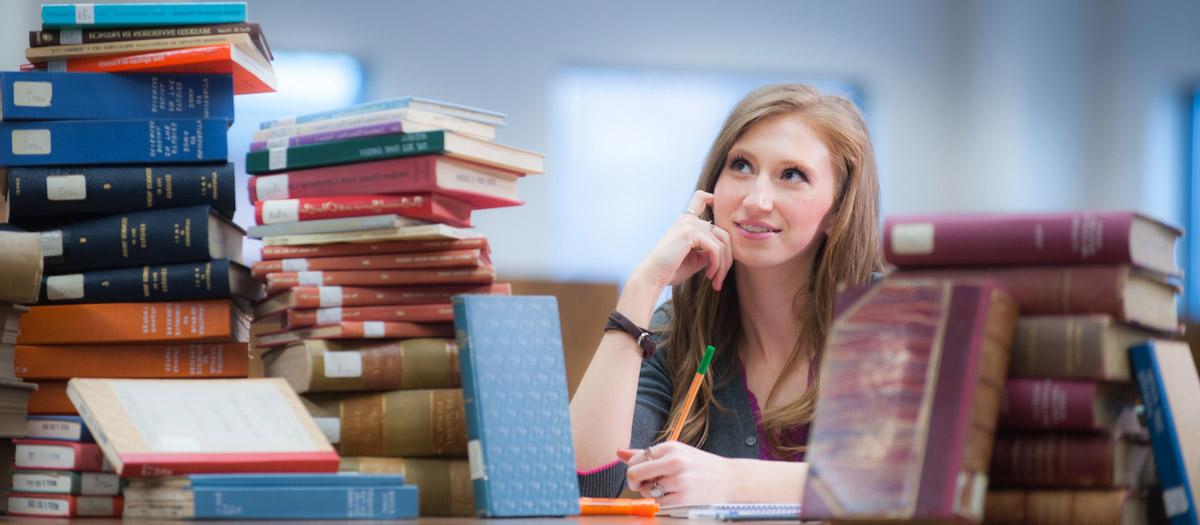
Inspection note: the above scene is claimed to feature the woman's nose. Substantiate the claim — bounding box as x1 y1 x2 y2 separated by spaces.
743 174 774 211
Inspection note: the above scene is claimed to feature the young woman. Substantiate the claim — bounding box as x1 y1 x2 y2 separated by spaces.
569 84 883 505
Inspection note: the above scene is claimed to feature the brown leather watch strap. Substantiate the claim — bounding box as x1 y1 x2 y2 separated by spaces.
604 310 657 359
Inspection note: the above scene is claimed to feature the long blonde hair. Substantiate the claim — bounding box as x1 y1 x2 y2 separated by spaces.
660 84 883 458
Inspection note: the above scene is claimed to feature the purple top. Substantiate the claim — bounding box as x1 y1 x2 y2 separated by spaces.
740 355 817 462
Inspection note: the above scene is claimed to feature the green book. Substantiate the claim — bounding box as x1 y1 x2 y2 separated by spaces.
11 470 124 496
244 131 543 175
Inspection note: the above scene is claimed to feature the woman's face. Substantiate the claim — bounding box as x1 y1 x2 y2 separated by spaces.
713 112 838 271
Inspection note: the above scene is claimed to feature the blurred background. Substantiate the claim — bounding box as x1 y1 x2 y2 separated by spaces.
4 0 1200 377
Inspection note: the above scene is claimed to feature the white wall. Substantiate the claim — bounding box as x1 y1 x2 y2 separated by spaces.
3 0 1197 279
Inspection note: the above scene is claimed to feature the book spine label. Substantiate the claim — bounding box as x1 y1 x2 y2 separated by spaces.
989 434 1116 487
265 268 496 294
41 3 247 28
249 122 403 151
17 299 239 344
1130 343 1200 524
255 193 471 228
1 71 233 121
245 131 446 174
8 164 235 221
40 259 234 304
0 119 228 165
190 485 418 519
16 342 248 379
253 250 482 278
41 205 218 273
260 238 489 260
998 379 1101 431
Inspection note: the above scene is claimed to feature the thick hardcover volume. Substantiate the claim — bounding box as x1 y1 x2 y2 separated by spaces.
249 122 404 150
263 338 459 393
1009 315 1158 381
245 130 544 175
261 237 489 260
311 389 467 457
248 155 522 209
259 96 507 129
989 434 1152 488
341 457 473 517
38 259 260 305
287 303 455 328
8 164 235 220
253 249 486 279
0 118 228 165
12 471 121 495
13 439 105 470
453 295 581 517
265 267 496 294
0 72 233 121
255 193 474 228
802 280 1019 523
26 415 94 442
124 485 419 519
29 22 272 59
253 321 455 348
884 211 1181 276
16 343 248 379
1130 339 1200 525
6 494 123 518
254 283 512 317
36 44 276 95
983 489 1156 525
40 205 242 274
25 32 260 64
18 299 246 345
41 2 247 28
998 379 1142 433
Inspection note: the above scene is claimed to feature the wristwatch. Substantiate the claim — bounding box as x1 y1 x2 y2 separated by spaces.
605 310 657 358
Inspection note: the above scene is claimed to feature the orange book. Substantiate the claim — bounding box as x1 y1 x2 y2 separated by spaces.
254 321 455 348
32 43 275 94
16 343 249 380
28 381 74 415
287 303 454 329
251 249 488 279
254 283 512 318
17 300 248 345
265 267 496 294
260 238 490 260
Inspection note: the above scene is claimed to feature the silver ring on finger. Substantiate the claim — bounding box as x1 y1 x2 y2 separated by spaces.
684 208 697 215
649 480 666 499
642 446 656 461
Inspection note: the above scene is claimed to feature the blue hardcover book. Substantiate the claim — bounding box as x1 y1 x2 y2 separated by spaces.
41 3 247 29
130 485 419 519
258 96 507 129
1130 339 1200 525
39 205 244 274
0 72 234 121
0 118 228 166
7 163 236 221
173 473 406 488
39 259 262 304
26 415 94 442
452 295 580 517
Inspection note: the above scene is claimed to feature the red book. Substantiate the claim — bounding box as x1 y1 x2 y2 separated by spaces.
287 303 455 329
802 279 1019 523
254 321 456 348
248 155 523 209
28 43 275 94
254 283 512 317
13 439 106 471
7 494 123 518
884 211 1181 276
260 237 489 260
15 343 249 380
264 267 496 294
250 249 487 279
990 433 1152 488
998 379 1143 434
255 193 473 228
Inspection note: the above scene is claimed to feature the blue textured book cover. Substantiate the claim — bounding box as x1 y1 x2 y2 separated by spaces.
0 72 234 121
189 485 418 519
0 118 228 165
26 415 94 442
7 164 236 221
39 259 260 304
184 473 405 487
1130 339 1200 525
41 3 247 28
453 295 580 518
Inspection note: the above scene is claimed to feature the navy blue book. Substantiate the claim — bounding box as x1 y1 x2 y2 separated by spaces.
39 259 262 305
123 484 419 519
0 118 228 165
0 72 234 121
25 415 94 442
39 205 244 274
42 3 247 29
452 295 580 517
7 163 235 221
1130 339 1200 525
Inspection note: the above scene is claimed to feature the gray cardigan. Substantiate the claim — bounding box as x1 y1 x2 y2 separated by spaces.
577 307 764 497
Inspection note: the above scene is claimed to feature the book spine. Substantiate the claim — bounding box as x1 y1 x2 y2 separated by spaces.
40 205 219 274
255 193 472 228
1009 316 1124 381
0 72 233 121
895 266 1125 317
28 381 75 414
249 122 404 151
252 109 419 142
989 434 1116 487
250 155 436 201
12 471 84 494
8 164 236 221
1130 342 1199 525
6 494 123 517
26 417 89 441
265 268 496 294
884 212 1137 268
260 238 489 260
0 119 229 165
16 343 248 379
29 22 262 49
116 451 341 477
339 457 474 517
337 389 467 457
259 98 417 129
41 3 247 28
25 33 249 62
983 490 1137 525
253 250 483 279
39 259 236 304
0 230 44 304
245 131 447 174
287 304 455 328
15 440 104 470
998 379 1103 431
189 485 418 519
453 298 491 514
17 299 240 344
301 338 459 392
282 283 511 310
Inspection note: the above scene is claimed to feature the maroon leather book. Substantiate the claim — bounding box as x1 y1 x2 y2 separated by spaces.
802 279 1019 523
883 211 1181 276
990 433 1152 488
998 379 1143 435
254 192 473 228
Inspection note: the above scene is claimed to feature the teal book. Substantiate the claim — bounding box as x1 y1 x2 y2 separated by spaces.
452 295 580 517
1130 339 1200 525
41 3 247 29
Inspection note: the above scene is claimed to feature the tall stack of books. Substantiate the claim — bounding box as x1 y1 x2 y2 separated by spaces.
250 97 543 516
1 3 276 518
0 230 44 514
883 211 1183 525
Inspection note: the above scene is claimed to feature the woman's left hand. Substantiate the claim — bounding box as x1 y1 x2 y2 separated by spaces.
617 441 736 506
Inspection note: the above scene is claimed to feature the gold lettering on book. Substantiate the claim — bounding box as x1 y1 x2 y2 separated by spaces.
142 266 150 297
159 267 168 294
120 217 129 257
209 169 217 199
138 222 147 249
164 173 173 199
184 218 192 247
145 168 154 207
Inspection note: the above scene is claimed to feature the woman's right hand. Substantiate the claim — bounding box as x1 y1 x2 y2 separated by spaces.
631 190 734 292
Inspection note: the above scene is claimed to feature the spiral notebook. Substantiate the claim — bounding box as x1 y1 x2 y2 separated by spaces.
657 503 803 519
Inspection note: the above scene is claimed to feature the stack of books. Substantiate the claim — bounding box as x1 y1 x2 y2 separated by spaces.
20 2 276 94
9 418 123 518
883 210 1183 525
0 230 44 514
251 97 543 516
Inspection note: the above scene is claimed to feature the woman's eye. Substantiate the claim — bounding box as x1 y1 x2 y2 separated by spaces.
730 158 752 173
782 168 808 183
